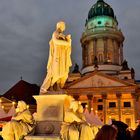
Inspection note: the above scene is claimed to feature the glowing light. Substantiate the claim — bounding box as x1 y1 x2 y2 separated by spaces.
95 110 98 114
85 105 88 108
109 116 112 119
78 101 81 105
2 106 4 109
91 108 93 111
0 98 2 103
107 59 111 62
12 101 16 105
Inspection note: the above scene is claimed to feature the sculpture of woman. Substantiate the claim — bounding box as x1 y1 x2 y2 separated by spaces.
40 21 72 94
60 101 94 140
1 101 35 140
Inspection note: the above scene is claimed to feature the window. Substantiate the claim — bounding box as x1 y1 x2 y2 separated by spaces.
107 52 112 63
98 21 102 25
124 76 128 80
98 53 104 63
124 102 131 107
81 103 87 109
98 105 103 110
98 99 103 102
109 102 116 108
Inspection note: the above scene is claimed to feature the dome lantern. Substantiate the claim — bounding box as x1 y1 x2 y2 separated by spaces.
88 0 116 21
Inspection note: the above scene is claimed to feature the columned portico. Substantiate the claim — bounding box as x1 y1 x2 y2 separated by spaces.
66 0 138 129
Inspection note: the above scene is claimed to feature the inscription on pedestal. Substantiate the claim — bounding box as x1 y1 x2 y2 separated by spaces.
44 105 60 120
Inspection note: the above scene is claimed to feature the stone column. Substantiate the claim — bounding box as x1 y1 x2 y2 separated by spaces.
113 40 116 64
82 45 85 67
103 38 107 63
87 95 93 111
85 44 88 66
93 39 97 60
131 92 138 121
116 92 122 121
102 93 107 124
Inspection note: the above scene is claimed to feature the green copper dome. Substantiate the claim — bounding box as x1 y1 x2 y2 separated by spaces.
88 0 115 20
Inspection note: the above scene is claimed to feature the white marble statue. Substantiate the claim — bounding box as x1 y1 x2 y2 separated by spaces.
1 101 35 140
60 101 94 140
40 21 72 94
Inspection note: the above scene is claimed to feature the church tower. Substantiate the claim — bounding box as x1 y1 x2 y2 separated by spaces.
67 0 138 129
81 0 124 75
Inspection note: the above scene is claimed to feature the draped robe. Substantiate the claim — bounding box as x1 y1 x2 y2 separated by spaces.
2 109 35 140
40 31 72 92
60 110 94 140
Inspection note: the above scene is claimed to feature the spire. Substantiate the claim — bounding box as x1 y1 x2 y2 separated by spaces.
72 63 80 73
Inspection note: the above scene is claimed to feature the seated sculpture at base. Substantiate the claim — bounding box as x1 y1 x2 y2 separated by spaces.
60 100 94 140
1 101 35 140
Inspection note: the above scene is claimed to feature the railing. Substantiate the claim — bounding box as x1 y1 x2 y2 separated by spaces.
82 26 122 37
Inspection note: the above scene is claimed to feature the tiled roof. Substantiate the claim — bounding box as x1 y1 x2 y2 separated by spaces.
3 80 40 105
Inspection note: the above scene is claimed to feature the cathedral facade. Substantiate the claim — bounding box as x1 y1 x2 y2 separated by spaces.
66 0 140 129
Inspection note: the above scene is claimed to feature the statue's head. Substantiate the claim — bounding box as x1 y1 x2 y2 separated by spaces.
56 21 65 32
69 100 79 112
16 101 27 113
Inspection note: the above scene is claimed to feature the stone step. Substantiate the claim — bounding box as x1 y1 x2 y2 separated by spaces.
24 135 61 140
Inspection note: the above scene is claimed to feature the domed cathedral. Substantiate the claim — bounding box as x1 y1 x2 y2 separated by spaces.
67 0 140 129
81 0 124 74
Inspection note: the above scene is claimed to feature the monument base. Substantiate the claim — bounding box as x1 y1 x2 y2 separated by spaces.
30 93 70 138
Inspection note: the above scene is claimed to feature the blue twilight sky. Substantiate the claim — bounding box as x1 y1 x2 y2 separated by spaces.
0 0 140 94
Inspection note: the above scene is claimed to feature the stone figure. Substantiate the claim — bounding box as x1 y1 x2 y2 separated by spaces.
1 101 35 140
131 67 135 79
121 60 130 70
60 100 94 140
72 63 80 73
40 21 72 94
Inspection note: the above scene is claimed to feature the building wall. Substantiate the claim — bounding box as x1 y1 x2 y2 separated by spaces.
76 92 136 129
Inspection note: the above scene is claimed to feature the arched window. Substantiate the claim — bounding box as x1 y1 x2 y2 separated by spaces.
98 53 104 63
107 52 112 63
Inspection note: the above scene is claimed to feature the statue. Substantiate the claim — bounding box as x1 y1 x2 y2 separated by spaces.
60 100 94 140
121 60 130 70
72 63 80 73
131 67 135 79
1 101 35 140
40 21 72 94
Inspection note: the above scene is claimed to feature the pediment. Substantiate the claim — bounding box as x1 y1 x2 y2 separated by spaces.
68 72 134 89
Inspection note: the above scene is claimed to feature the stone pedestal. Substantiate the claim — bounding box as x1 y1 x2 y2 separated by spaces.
25 93 68 140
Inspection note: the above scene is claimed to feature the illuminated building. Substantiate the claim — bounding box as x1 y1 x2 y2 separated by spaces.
66 0 140 129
